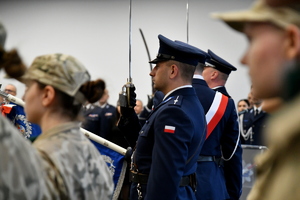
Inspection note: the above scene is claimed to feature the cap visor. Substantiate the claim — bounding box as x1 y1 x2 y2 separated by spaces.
149 58 169 64
211 8 275 32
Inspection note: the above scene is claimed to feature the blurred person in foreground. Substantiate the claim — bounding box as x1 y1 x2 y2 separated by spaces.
0 20 51 199
213 0 300 199
21 53 114 199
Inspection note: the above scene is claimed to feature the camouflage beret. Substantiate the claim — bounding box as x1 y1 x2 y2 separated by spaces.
212 0 300 32
22 53 90 104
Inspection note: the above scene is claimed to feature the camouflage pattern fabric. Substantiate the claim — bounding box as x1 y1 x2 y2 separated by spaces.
33 122 114 200
0 115 51 200
247 94 300 200
21 53 90 104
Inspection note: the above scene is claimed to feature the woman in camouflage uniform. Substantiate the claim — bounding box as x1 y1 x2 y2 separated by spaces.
22 53 114 199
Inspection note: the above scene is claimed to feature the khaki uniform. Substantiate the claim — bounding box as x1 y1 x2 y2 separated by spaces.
248 94 300 200
33 122 114 200
0 116 51 200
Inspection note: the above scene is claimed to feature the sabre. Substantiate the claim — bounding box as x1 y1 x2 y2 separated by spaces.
186 0 189 43
128 0 132 83
121 0 134 108
139 28 152 72
139 28 155 95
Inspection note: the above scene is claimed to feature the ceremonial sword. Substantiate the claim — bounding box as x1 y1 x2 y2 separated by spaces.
121 0 135 108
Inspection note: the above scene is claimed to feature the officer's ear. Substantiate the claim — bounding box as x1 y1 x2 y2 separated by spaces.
284 24 300 59
170 64 179 78
41 85 56 107
211 69 218 80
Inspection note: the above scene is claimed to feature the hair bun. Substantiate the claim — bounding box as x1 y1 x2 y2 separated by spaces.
80 79 106 103
1 49 26 78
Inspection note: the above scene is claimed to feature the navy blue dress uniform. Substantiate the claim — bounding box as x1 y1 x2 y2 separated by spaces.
197 49 242 200
194 78 242 200
138 91 164 126
240 107 269 146
81 104 103 137
99 103 116 139
130 35 206 200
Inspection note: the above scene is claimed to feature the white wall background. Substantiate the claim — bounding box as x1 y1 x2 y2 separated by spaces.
0 0 253 106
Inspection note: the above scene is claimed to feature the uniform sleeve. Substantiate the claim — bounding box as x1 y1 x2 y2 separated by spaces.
0 116 52 199
145 107 193 200
118 107 141 148
221 99 243 199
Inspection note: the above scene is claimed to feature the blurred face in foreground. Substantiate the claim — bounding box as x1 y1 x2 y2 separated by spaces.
24 80 44 125
240 22 298 99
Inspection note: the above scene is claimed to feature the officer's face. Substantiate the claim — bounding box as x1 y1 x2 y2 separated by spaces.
241 22 289 99
149 61 170 94
24 80 44 125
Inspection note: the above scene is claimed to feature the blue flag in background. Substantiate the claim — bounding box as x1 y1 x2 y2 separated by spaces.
6 103 42 140
90 140 127 200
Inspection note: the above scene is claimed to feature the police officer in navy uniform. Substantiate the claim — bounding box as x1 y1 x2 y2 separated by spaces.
81 79 106 137
98 89 116 139
127 34 207 200
240 95 269 146
202 50 242 199
81 102 103 136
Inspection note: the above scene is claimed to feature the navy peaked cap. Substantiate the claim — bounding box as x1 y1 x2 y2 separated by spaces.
205 49 237 75
149 34 206 66
174 40 209 64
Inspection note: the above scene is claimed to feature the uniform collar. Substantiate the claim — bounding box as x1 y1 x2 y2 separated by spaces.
163 85 192 101
193 74 204 80
35 122 80 141
100 103 107 108
253 105 263 113
212 85 223 90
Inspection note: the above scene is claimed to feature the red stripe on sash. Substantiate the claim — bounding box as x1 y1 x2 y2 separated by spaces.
206 94 228 139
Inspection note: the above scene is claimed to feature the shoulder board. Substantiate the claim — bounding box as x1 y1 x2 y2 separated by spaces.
167 95 183 107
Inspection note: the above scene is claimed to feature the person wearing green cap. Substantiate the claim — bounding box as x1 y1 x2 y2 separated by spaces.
21 53 114 199
212 0 300 199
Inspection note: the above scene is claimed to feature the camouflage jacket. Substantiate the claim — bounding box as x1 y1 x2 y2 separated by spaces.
0 115 51 199
33 122 114 200
248 94 300 200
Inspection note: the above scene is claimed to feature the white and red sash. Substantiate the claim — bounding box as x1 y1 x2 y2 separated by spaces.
205 92 229 139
